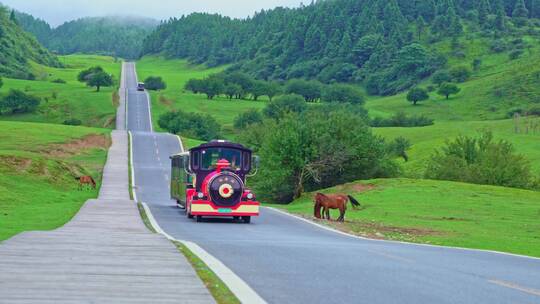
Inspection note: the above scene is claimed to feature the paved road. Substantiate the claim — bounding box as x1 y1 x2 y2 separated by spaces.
127 62 540 304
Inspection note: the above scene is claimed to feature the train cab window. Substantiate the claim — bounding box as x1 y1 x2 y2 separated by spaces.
192 151 200 170
201 148 242 171
243 152 251 172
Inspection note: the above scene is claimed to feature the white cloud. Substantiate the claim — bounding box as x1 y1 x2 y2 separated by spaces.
1 0 304 26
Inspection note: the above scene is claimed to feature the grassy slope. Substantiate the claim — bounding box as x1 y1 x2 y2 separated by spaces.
0 54 121 128
272 178 540 257
374 118 540 177
136 56 266 136
0 121 110 241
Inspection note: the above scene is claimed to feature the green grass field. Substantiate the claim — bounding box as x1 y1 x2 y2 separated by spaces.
0 121 110 241
0 54 121 128
136 56 267 136
374 118 540 177
271 178 540 257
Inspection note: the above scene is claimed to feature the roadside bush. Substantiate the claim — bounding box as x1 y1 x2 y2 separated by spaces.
144 76 167 91
51 78 66 84
425 132 535 189
0 89 40 115
370 112 434 127
63 118 82 126
234 109 263 130
263 94 307 120
158 110 221 141
239 108 398 203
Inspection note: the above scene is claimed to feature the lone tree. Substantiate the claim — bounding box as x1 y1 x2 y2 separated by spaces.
78 66 113 92
87 72 113 92
406 87 429 105
437 83 461 99
144 76 167 91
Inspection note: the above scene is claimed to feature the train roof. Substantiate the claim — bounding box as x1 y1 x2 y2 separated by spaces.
191 140 251 152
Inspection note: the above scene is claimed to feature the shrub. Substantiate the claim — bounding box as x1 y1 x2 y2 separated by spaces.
234 109 263 130
509 49 523 60
321 84 365 105
0 89 40 115
449 66 472 82
51 78 66 84
263 94 307 120
144 76 167 91
388 136 412 162
370 112 434 127
239 108 397 203
158 111 221 141
432 70 451 86
425 132 535 189
490 39 507 53
0 77 3 89
63 118 82 126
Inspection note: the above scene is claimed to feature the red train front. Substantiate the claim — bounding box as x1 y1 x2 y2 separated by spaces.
170 140 260 223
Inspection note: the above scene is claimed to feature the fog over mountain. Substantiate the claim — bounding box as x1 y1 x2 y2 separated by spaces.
0 0 304 26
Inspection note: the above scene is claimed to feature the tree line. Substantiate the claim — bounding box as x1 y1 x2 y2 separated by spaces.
184 72 365 104
141 0 540 95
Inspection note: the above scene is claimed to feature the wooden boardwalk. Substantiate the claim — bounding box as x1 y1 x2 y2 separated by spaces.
0 131 214 303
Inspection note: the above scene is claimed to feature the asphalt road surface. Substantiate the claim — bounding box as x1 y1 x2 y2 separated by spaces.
126 62 540 304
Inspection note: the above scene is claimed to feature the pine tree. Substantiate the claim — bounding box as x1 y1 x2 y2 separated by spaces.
416 16 427 40
9 10 17 24
339 31 352 59
532 0 540 18
447 6 463 36
513 0 529 18
477 0 490 25
495 6 507 31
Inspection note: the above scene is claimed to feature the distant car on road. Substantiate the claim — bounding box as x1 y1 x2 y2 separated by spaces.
137 82 145 91
170 140 260 223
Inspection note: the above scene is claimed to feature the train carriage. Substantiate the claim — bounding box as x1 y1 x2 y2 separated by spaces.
170 140 260 223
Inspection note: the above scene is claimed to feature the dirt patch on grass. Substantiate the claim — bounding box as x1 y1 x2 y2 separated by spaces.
46 134 110 158
293 212 445 243
351 184 376 193
159 95 174 110
0 157 33 171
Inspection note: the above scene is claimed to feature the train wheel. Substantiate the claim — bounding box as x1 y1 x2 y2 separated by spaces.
187 207 194 219
196 216 203 222
233 216 240 221
242 216 251 224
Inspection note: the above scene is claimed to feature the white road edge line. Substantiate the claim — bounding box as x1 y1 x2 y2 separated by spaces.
267 207 540 261
176 135 185 152
128 131 137 202
141 202 267 304
488 279 540 297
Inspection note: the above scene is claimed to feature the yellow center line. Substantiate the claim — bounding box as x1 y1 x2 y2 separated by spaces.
489 279 540 297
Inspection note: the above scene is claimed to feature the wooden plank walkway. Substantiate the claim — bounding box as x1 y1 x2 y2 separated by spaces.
0 130 214 303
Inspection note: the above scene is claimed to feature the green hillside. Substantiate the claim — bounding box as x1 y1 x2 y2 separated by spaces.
0 6 60 79
16 14 158 59
0 121 110 241
0 54 121 128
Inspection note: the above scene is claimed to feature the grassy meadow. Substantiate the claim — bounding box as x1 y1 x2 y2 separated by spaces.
271 178 540 257
0 54 121 128
136 56 267 136
0 121 110 241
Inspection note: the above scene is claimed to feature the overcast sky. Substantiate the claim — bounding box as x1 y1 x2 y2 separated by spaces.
1 0 305 27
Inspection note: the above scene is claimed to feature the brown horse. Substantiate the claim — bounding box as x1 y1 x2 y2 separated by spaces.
76 176 96 190
314 193 361 222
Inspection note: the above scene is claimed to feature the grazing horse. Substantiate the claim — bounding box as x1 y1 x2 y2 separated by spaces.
76 176 96 190
314 193 361 222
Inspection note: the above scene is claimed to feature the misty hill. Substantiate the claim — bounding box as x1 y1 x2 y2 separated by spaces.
140 0 540 96
17 15 158 59
0 7 60 79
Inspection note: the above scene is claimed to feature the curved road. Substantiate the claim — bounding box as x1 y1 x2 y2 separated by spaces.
125 63 540 304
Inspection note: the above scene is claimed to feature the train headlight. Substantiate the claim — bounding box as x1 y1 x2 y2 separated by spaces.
247 193 254 200
197 192 204 199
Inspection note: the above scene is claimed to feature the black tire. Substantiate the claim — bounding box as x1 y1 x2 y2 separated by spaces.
196 215 203 222
233 216 240 221
187 209 194 219
242 216 251 224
